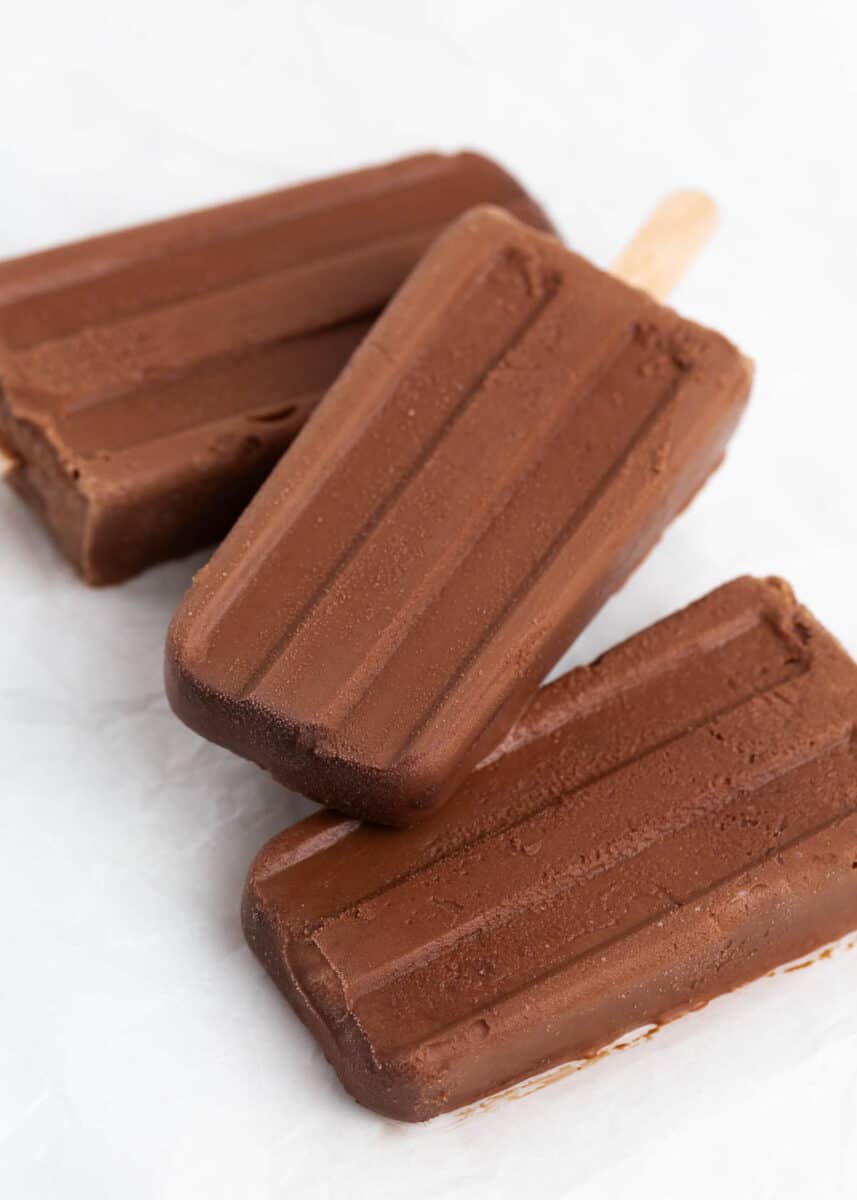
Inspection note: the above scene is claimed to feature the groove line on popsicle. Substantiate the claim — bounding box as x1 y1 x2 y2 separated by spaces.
481 606 766 765
304 626 809 935
177 248 559 655
0 154 530 350
238 268 561 701
392 341 688 760
311 324 641 726
352 733 854 1032
25 242 417 415
52 316 377 454
387 802 857 1058
0 153 470 305
250 596 782 885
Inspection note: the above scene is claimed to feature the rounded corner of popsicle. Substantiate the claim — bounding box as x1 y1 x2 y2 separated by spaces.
162 623 191 712
162 617 215 740
360 754 458 828
340 1053 444 1124
239 874 266 951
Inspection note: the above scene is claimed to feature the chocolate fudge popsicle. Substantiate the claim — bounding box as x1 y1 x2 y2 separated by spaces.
167 203 752 826
0 152 552 583
243 577 857 1122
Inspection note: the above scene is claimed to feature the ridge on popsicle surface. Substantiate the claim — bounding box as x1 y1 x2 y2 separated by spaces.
167 204 753 826
0 151 552 583
242 576 857 1121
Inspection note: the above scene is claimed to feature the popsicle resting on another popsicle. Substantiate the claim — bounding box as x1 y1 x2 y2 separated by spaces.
167 201 752 826
243 577 857 1121
0 151 552 583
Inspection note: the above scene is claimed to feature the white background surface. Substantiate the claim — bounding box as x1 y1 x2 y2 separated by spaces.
1 2 856 1196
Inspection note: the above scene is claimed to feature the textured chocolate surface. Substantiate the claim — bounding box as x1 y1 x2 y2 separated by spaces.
243 577 857 1121
167 206 753 825
0 152 551 583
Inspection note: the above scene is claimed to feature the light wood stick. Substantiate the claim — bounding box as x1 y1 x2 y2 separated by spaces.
0 446 19 479
611 190 719 302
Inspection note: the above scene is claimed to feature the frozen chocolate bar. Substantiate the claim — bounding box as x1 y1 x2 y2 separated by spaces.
167 203 752 826
0 152 551 583
243 577 857 1121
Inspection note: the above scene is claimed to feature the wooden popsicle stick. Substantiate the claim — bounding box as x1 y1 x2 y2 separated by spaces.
0 446 19 479
611 190 719 302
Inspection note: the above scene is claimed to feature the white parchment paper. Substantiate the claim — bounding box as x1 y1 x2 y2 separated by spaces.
1 2 856 1196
